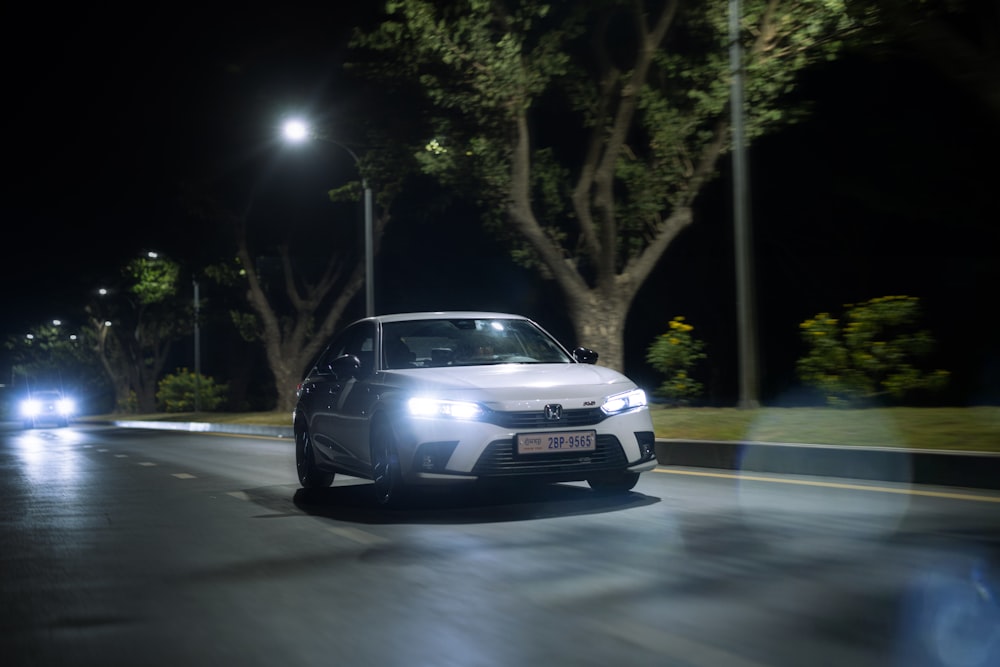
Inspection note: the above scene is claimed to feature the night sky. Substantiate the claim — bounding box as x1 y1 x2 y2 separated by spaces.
3 4 998 404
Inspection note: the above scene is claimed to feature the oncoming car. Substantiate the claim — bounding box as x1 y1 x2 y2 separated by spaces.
293 312 657 506
21 390 75 428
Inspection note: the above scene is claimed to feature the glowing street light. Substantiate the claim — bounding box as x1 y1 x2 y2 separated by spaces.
282 119 309 142
281 117 375 317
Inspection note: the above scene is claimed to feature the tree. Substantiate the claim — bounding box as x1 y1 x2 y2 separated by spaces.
796 295 949 405
350 0 862 372
84 254 192 412
194 144 411 413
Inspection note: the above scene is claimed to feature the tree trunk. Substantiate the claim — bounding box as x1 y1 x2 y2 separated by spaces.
566 287 634 373
269 356 304 414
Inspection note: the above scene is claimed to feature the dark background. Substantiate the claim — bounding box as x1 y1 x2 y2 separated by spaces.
2 3 997 406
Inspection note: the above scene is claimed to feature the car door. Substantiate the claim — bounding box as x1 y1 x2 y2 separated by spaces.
301 322 375 472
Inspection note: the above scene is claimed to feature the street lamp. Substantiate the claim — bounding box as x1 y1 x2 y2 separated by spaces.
729 0 759 408
282 118 375 317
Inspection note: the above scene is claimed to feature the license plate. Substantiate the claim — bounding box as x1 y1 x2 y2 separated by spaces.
516 430 597 455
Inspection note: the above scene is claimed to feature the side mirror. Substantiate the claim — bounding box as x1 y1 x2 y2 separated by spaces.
330 354 362 380
573 347 599 364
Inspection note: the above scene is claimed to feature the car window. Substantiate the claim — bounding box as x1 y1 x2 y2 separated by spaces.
33 391 62 400
316 322 375 375
381 318 571 367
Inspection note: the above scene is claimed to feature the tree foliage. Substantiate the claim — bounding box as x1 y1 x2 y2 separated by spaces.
796 295 949 406
845 0 1000 119
350 0 863 372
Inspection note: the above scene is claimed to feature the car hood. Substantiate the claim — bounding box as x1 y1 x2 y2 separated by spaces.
382 363 637 410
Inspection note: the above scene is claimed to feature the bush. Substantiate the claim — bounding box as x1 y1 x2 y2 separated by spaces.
645 316 707 405
117 391 139 414
156 368 229 412
796 295 949 406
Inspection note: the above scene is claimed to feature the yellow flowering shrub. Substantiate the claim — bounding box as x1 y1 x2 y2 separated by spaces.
796 296 949 406
645 316 707 405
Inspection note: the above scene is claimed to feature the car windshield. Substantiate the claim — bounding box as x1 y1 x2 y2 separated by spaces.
382 318 573 369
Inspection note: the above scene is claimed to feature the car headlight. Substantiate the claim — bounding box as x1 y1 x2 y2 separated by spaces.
407 397 483 420
601 389 647 415
21 399 41 417
56 398 75 416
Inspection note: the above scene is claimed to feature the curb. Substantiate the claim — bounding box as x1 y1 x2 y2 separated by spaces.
107 420 999 491
655 440 1000 491
112 420 294 439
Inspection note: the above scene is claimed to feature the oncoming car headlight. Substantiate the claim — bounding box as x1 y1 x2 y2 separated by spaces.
56 398 76 416
407 397 483 420
20 399 41 417
601 388 647 415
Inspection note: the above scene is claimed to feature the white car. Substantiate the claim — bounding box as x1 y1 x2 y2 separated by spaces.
293 312 657 506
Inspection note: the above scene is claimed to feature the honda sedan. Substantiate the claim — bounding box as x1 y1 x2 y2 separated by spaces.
293 312 657 506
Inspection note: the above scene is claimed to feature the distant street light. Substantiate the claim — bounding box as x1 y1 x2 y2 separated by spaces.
282 118 375 317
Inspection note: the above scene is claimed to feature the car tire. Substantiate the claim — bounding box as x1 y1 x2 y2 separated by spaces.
295 422 334 488
371 418 406 508
587 472 640 493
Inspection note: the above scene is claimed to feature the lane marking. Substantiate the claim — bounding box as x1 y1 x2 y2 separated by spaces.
114 454 128 458
227 491 252 501
171 473 197 479
520 571 657 606
137 462 157 467
326 525 388 545
655 467 1000 503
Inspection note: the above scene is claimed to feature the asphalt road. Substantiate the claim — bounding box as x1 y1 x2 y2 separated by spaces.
2 423 998 667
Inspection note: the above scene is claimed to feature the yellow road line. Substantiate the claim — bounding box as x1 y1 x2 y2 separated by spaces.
655 467 1000 503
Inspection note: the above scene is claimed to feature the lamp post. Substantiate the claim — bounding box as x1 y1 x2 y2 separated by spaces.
193 279 201 412
282 119 375 317
729 0 760 409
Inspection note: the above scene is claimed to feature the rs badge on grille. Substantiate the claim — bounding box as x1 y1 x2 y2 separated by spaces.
544 404 562 421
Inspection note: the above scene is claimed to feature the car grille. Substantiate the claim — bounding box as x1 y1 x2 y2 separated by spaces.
472 435 626 477
482 407 606 429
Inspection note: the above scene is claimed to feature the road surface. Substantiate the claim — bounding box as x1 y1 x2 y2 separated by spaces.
2 423 998 666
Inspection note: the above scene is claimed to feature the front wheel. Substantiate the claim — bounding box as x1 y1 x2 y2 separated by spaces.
295 424 334 488
587 472 640 493
371 419 406 507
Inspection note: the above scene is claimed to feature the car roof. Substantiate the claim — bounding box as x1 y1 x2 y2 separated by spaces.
365 312 530 324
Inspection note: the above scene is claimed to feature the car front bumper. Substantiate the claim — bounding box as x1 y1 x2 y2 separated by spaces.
397 407 656 485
